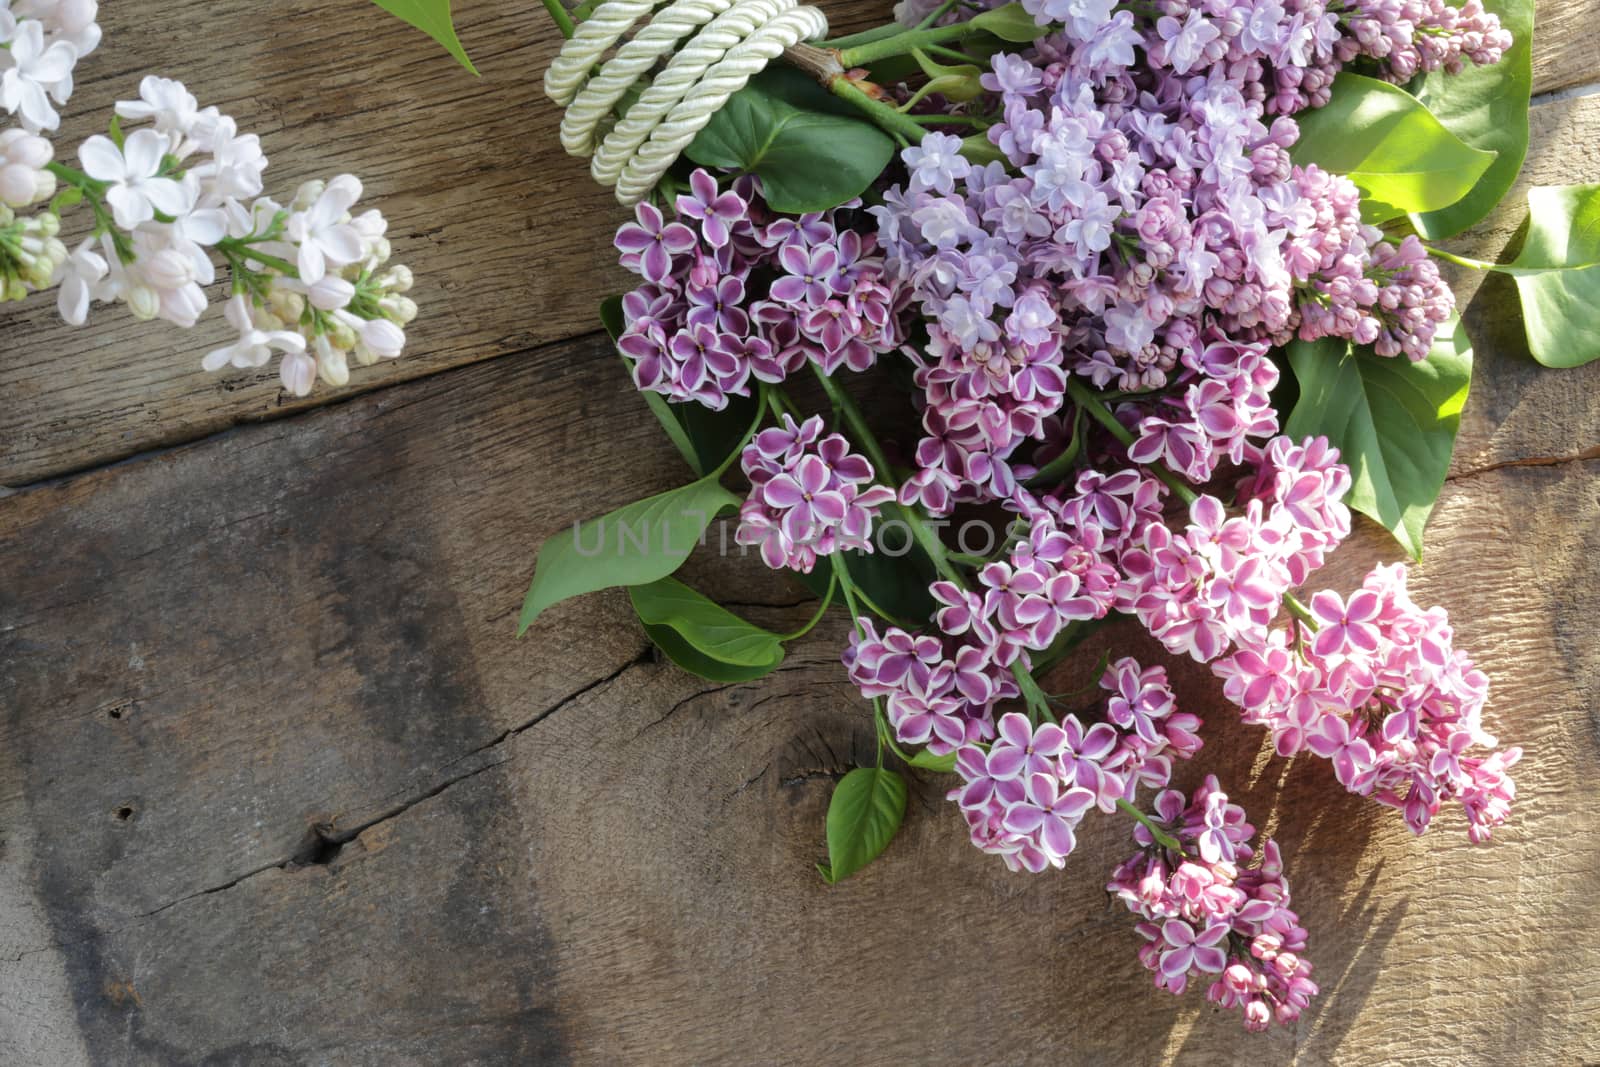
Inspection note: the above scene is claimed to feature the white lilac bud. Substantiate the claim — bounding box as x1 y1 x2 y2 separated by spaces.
267 286 305 324
355 315 404 359
143 248 195 291
379 293 417 325
0 165 39 208
313 334 349 387
324 316 357 351
280 348 316 396
126 285 161 321
377 264 413 293
292 180 325 212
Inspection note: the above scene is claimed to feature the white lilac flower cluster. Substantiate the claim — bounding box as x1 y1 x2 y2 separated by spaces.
0 7 416 395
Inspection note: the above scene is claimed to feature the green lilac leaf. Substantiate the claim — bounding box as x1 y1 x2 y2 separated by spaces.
907 749 957 773
518 476 740 632
1408 0 1533 239
820 767 907 883
629 576 785 668
639 621 783 683
1505 184 1600 368
370 0 478 74
1283 317 1472 560
686 67 894 214
1292 73 1495 221
968 2 1044 42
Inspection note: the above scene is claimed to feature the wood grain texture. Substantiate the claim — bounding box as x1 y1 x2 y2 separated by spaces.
1 318 1596 1064
0 0 1597 486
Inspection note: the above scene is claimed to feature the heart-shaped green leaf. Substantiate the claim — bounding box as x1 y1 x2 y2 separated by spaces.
818 767 907 883
1407 0 1533 239
1505 184 1600 368
1284 317 1472 560
687 67 894 214
630 576 785 674
1292 74 1495 221
370 0 477 74
519 476 741 633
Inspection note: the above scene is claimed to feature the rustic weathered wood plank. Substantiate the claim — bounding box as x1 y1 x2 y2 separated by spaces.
2 311 1597 1063
1 1 1597 486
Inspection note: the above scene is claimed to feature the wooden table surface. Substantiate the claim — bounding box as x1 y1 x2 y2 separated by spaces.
2 3 1598 1064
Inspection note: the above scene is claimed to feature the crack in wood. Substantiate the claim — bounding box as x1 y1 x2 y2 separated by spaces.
3 646 663 962
1447 447 1600 483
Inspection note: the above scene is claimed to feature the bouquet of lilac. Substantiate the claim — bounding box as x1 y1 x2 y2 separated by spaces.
397 0 1576 1031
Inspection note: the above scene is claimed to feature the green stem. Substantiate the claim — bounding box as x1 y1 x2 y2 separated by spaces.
837 20 984 67
1010 662 1053 725
820 23 908 50
216 238 298 278
922 44 985 65
1064 377 1197 504
780 571 838 641
947 551 990 568
809 364 967 584
712 384 771 480
1283 592 1317 629
540 0 576 39
826 77 929 144
1116 798 1185 853
915 0 962 29
904 112 989 126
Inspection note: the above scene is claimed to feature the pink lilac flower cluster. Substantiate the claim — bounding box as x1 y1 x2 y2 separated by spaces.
1212 561 1521 841
1284 166 1453 360
735 413 896 573
1113 434 1353 662
1107 776 1319 1031
614 169 906 410
943 661 1202 872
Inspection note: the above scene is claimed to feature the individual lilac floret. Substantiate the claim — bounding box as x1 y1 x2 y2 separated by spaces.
1107 777 1319 1030
735 414 895 573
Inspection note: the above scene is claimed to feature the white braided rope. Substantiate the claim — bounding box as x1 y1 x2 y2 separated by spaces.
543 0 656 106
543 0 829 205
615 5 828 203
590 0 795 187
560 0 739 156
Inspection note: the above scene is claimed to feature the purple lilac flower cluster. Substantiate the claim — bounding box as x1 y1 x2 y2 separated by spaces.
1107 776 1318 1031
872 18 1478 509
735 414 896 573
1213 561 1521 840
945 661 1202 872
1020 0 1508 113
614 169 906 410
844 617 1019 753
